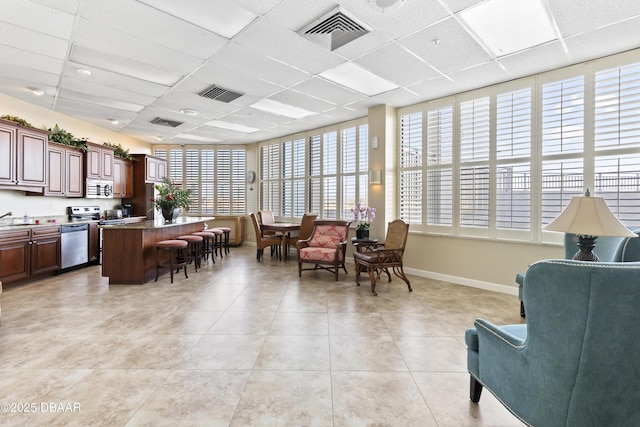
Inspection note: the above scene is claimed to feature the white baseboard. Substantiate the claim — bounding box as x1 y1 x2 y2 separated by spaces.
345 258 518 296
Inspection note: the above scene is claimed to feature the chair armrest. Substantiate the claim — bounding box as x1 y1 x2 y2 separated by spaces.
474 318 527 349
296 238 311 250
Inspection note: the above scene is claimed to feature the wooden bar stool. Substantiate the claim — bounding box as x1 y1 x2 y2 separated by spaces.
214 227 231 255
176 235 203 272
192 231 216 264
209 228 225 259
155 239 188 283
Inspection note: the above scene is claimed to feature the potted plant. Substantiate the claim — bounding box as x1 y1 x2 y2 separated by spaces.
351 203 376 240
103 141 135 161
150 176 191 222
0 114 33 127
47 124 88 151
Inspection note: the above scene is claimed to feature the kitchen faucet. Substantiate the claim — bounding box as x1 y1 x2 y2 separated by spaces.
0 211 11 220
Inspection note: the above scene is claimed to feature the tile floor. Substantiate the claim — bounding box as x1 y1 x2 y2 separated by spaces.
0 245 526 426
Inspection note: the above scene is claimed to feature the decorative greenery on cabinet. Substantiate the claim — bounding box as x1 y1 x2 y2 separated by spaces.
47 124 88 151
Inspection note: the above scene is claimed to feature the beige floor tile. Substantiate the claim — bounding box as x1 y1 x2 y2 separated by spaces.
0 245 524 426
254 335 330 370
230 371 333 426
332 371 438 426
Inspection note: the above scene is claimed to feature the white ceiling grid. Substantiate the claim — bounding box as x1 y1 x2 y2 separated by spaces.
0 0 638 144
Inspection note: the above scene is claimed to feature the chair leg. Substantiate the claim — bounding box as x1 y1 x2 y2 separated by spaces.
393 265 413 292
470 376 483 403
355 261 361 286
520 301 526 318
368 267 378 296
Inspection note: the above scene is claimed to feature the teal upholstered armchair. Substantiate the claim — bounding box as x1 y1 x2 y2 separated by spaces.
467 259 640 426
516 228 640 317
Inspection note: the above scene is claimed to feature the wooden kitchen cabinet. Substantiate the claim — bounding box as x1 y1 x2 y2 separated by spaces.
44 142 84 197
0 118 48 191
141 154 166 183
0 225 61 286
85 142 115 180
113 157 134 198
88 222 99 263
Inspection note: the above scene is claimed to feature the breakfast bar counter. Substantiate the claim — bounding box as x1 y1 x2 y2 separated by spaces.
101 217 213 284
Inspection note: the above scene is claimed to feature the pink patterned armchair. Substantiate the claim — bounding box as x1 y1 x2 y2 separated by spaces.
297 220 351 281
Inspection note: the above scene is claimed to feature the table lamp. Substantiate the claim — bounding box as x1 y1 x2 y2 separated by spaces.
544 189 637 261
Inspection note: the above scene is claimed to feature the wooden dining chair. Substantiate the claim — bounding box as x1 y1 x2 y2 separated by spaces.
249 213 281 262
286 212 318 257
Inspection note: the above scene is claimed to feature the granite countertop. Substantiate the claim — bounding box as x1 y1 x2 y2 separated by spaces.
0 216 77 231
100 216 214 230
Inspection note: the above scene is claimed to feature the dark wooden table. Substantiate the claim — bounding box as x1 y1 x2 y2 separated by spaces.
261 222 301 261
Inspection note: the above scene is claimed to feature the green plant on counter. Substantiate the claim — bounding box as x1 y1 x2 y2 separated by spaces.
103 141 135 161
47 124 88 151
151 176 192 212
1 114 33 128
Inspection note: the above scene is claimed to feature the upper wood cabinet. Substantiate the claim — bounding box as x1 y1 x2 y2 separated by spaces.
0 119 48 190
140 154 167 183
113 157 134 198
85 142 115 180
44 142 84 197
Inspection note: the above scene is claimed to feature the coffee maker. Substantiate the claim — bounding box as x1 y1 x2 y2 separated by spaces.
121 203 133 218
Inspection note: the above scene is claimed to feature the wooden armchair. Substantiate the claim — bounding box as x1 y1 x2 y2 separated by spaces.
297 220 350 281
249 213 281 262
353 219 412 295
286 212 318 255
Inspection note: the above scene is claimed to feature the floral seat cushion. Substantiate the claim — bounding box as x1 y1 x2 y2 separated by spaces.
299 225 347 262
300 246 343 262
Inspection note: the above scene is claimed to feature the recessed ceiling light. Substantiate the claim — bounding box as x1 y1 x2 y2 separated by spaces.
152 136 163 141
108 119 120 125
320 62 398 96
249 99 316 119
205 120 260 133
179 109 198 116
460 0 557 57
367 0 406 13
28 88 45 96
76 68 92 77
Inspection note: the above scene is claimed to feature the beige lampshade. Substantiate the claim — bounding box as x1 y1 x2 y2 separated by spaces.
544 195 636 237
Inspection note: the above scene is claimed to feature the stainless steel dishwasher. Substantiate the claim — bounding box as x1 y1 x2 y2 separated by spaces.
61 223 89 269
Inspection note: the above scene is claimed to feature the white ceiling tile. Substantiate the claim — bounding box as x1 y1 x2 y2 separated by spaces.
212 43 310 88
563 17 640 64
399 17 493 74
406 76 461 102
79 0 228 59
28 0 80 14
447 60 511 93
55 98 140 123
57 88 145 112
72 19 204 74
0 22 69 60
291 77 367 106
234 16 343 74
59 76 158 107
265 0 336 31
189 61 283 98
270 89 336 113
233 0 282 15
548 0 640 38
441 0 483 13
0 63 60 87
354 42 442 86
0 46 64 75
2 0 76 39
499 42 570 80
137 0 258 39
339 0 450 40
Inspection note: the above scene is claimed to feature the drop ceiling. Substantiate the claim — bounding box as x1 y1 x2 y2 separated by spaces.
1 0 640 145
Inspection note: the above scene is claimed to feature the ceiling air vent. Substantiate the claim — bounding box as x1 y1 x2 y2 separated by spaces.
150 117 183 127
199 84 244 103
299 6 372 51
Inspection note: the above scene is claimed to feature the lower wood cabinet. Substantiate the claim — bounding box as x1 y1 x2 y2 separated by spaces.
88 222 99 263
0 226 61 286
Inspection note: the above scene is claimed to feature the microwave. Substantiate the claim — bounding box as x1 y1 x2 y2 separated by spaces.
85 179 114 199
